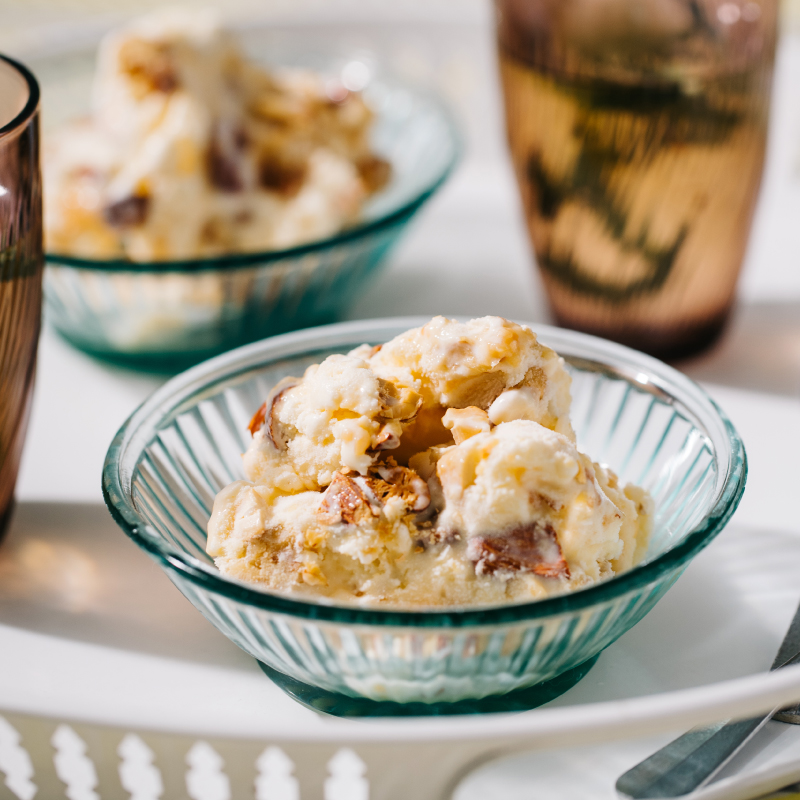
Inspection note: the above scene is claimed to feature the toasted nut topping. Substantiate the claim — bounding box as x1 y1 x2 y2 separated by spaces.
377 379 422 421
258 155 306 197
369 421 402 453
247 401 268 437
118 38 178 95
467 522 569 579
208 137 244 192
368 463 430 512
319 472 377 525
248 377 299 447
442 406 492 444
447 370 507 410
351 476 384 515
373 429 400 450
357 156 392 193
104 195 149 228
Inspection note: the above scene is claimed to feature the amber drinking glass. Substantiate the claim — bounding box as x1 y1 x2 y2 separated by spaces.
496 0 777 358
0 56 42 537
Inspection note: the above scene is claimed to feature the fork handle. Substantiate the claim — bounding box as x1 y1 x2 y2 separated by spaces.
615 713 772 799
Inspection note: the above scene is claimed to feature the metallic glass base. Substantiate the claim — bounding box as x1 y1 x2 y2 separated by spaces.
257 655 600 717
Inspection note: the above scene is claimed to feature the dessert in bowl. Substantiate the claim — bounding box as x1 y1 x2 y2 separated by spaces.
39 11 459 368
207 317 653 608
102 318 746 715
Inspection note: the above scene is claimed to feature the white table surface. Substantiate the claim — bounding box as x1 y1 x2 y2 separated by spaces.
2 29 800 800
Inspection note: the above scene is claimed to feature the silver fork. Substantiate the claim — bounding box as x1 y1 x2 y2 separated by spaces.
616 601 800 799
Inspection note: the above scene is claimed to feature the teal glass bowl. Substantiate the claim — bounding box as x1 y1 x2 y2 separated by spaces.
102 319 746 716
37 45 460 371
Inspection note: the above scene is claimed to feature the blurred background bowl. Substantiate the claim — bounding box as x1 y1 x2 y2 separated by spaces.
102 319 747 716
34 38 460 371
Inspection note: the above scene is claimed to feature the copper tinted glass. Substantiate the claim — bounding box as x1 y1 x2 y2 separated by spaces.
0 56 42 536
496 0 777 358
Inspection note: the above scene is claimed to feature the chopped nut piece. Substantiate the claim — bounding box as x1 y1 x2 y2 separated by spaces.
370 423 402 452
377 379 422 421
357 155 391 193
407 445 450 482
442 406 492 444
248 377 299 446
467 522 569 579
103 195 149 227
264 378 300 449
447 370 507 410
118 38 178 96
319 471 377 525
258 156 306 197
207 139 244 192
368 462 430 512
351 476 384 515
247 401 268 437
412 473 445 525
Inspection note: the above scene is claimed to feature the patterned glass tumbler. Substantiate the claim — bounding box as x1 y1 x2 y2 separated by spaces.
496 0 778 359
0 56 42 538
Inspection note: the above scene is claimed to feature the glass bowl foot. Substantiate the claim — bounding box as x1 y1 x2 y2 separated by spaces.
257 654 600 717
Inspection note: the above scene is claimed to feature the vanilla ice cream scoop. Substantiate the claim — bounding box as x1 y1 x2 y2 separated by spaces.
208 316 652 608
243 353 422 493
367 315 575 437
437 420 651 587
45 9 389 261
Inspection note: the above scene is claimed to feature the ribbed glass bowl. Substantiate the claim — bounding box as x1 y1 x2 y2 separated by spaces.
102 319 746 716
35 42 459 371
